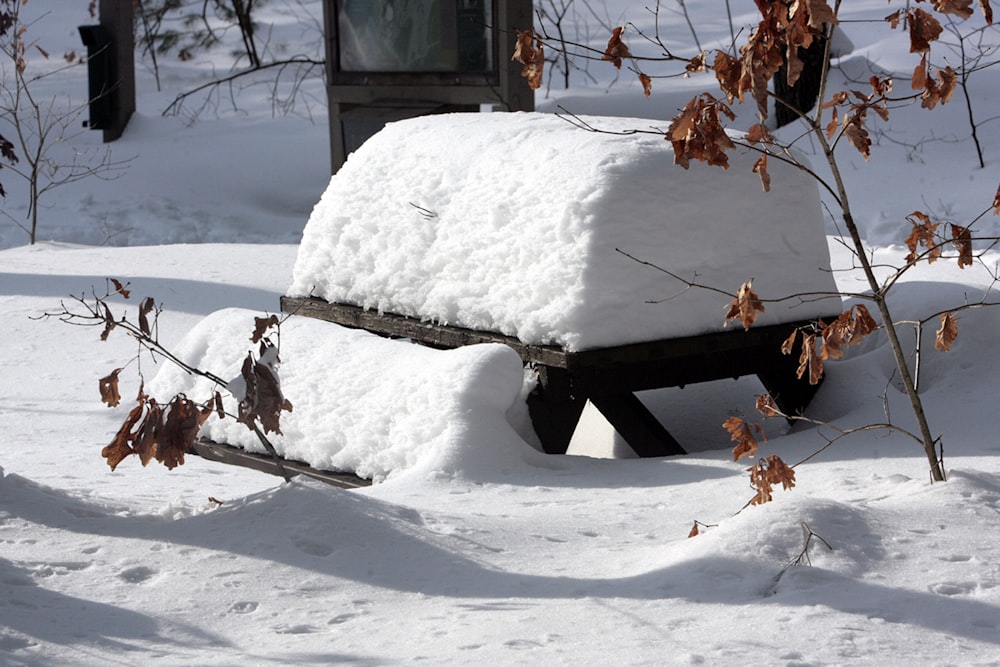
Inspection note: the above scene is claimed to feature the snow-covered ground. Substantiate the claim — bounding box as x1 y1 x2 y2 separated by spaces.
2 2 1000 664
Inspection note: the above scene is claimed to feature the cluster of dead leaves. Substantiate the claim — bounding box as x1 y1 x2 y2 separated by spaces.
747 455 797 505
782 304 879 385
668 93 737 170
722 415 795 507
904 211 974 268
97 279 157 342
663 1 837 173
94 283 292 472
236 315 294 436
820 76 892 160
101 383 216 471
885 7 960 110
672 0 991 175
512 30 544 90
513 26 655 96
599 27 653 96
709 0 837 121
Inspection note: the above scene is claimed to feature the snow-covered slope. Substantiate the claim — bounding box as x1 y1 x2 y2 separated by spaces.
2 1 1000 664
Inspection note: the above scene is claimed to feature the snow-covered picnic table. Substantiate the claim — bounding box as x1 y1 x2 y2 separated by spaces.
283 112 842 456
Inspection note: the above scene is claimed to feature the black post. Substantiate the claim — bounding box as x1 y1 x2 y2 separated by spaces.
80 0 135 142
99 0 135 142
773 33 827 128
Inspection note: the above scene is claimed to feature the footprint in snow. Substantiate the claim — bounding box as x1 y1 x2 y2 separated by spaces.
229 601 258 614
118 566 157 584
928 581 977 596
295 538 335 557
274 624 318 635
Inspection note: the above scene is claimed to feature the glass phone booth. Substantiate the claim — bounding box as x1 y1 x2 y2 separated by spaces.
324 0 534 171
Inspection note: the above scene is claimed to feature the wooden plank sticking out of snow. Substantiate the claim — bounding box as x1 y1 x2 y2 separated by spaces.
192 439 371 489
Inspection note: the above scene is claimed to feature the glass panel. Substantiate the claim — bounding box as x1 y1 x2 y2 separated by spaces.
337 0 493 73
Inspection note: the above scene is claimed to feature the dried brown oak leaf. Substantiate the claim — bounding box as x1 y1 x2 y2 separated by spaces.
686 52 707 75
821 304 878 361
740 16 786 117
713 50 744 105
753 155 771 193
981 0 994 24
951 223 973 268
724 279 765 331
993 182 1000 214
904 211 942 264
133 398 162 467
748 462 774 505
935 312 959 351
100 302 117 341
869 75 894 120
156 396 211 469
110 278 130 299
638 72 652 97
603 26 632 69
756 394 782 418
797 332 824 385
688 521 700 538
746 123 776 146
843 118 872 160
251 314 280 344
725 416 766 462
912 53 930 91
101 385 149 471
138 297 156 336
237 343 293 436
921 65 957 109
933 0 975 20
801 0 838 28
825 106 840 140
907 8 944 53
781 328 799 356
781 11 813 89
512 30 544 90
99 368 122 407
102 401 145 471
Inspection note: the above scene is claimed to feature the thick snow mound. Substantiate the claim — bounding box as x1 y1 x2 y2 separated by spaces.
288 112 841 350
148 308 539 482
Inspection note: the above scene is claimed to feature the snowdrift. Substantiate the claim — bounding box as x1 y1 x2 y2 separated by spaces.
149 308 542 482
288 112 841 351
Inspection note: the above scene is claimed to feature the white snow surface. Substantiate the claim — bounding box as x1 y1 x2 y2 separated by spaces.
289 112 841 349
3 2 1000 665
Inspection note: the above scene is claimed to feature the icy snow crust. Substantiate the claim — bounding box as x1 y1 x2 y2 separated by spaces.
149 308 541 482
289 112 842 350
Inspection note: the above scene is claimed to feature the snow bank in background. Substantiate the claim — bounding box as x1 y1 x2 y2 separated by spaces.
149 308 540 482
288 112 842 351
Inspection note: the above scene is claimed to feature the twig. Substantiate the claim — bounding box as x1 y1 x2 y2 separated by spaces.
162 57 323 117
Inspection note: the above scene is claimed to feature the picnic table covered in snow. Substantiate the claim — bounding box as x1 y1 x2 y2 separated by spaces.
282 112 843 457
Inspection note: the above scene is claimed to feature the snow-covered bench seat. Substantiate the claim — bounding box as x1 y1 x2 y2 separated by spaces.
150 308 535 484
283 112 842 456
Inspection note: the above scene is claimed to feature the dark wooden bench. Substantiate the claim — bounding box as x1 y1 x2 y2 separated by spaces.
193 438 372 488
282 295 830 458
